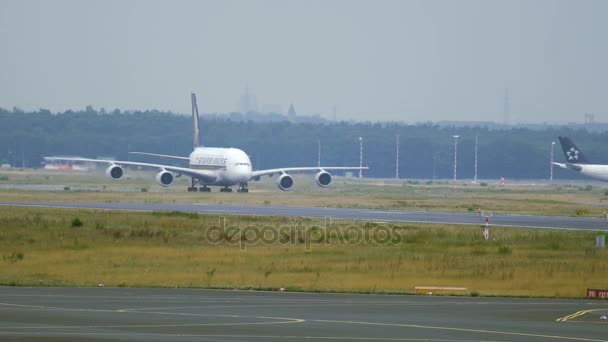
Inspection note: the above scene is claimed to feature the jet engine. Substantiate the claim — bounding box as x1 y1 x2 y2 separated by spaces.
277 173 294 191
105 164 124 180
315 171 332 187
155 170 175 187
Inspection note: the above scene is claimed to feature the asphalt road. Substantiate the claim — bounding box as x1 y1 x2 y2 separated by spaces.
2 201 608 231
0 287 606 342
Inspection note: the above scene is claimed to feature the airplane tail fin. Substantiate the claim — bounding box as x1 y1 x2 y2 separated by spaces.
558 136 591 164
191 93 202 148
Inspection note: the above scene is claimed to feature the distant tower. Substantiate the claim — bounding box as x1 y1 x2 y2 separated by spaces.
503 88 510 125
238 86 258 113
287 103 297 121
332 105 337 121
584 112 595 125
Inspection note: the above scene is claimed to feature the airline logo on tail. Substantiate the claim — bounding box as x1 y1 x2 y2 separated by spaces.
566 147 580 161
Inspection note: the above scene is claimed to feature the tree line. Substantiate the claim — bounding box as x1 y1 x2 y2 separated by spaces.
0 107 605 180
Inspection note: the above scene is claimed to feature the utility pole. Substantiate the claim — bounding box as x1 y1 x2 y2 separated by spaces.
359 137 363 178
317 139 321 167
395 134 400 179
474 135 478 182
432 153 437 180
453 135 459 181
550 141 555 181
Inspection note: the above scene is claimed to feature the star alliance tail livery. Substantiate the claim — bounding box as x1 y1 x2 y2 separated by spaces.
553 136 608 181
45 93 367 192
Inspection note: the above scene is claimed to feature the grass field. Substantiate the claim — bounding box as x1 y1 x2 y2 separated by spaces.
1 205 607 298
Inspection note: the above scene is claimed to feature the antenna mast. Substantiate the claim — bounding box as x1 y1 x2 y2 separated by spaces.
474 135 478 182
395 133 400 179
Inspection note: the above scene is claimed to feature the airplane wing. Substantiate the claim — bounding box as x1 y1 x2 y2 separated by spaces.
43 157 217 183
128 152 190 161
251 166 368 179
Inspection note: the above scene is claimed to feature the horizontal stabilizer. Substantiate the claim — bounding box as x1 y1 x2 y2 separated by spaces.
551 162 567 169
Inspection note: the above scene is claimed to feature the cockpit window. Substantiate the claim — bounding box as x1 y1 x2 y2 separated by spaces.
234 162 250 166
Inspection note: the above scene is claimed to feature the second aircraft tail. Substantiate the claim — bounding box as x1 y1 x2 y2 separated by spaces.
558 136 591 164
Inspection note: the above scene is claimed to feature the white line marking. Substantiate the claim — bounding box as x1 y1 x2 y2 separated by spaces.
0 332 502 341
314 319 608 342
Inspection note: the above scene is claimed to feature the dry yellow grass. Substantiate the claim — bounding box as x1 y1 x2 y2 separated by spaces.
1 206 606 298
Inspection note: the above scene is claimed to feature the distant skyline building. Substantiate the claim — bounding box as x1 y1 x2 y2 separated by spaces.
287 103 297 121
238 86 258 113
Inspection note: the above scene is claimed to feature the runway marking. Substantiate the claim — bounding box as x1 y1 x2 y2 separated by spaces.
0 302 304 329
0 302 56 310
114 300 589 312
0 319 304 330
557 309 608 322
0 294 592 307
313 319 608 342
0 332 503 341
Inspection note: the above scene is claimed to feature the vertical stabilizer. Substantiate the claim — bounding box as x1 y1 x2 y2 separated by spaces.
558 136 591 164
191 93 202 148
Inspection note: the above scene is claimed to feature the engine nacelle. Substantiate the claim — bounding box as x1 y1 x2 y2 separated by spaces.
105 164 123 180
315 171 332 187
276 173 294 191
155 170 175 187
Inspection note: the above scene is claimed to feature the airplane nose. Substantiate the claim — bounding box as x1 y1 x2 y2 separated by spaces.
234 166 252 182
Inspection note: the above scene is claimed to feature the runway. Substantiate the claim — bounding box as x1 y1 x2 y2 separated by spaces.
0 287 606 341
1 201 608 231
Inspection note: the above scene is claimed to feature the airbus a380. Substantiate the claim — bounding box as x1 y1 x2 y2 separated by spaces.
44 93 367 193
552 136 608 181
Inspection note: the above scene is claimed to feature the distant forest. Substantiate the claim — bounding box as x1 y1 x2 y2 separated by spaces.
0 107 606 180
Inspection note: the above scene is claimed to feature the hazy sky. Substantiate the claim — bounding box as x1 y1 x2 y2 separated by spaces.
1 0 606 123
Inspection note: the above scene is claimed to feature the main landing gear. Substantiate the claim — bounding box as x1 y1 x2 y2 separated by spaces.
186 178 248 193
237 182 249 193
187 178 211 192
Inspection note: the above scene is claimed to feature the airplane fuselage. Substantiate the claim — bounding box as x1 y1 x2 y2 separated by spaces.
568 163 608 182
189 147 252 186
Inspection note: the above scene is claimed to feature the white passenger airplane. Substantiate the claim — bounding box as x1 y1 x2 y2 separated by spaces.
44 93 367 192
553 136 608 181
